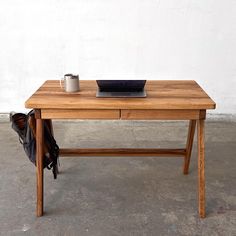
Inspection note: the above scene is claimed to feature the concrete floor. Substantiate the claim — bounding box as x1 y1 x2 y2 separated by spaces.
0 120 236 236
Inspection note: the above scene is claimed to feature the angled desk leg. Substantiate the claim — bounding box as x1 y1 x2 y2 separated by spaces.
36 110 44 217
183 120 196 175
198 118 205 218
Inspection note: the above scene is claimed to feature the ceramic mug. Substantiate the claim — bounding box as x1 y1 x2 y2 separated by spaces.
60 74 79 92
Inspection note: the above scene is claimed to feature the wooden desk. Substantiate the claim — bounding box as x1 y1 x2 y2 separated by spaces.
25 80 216 218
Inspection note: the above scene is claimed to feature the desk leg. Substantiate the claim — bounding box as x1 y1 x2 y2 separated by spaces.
198 119 205 218
36 118 44 217
183 120 196 174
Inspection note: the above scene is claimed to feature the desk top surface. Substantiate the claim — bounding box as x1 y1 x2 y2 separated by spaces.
25 80 216 110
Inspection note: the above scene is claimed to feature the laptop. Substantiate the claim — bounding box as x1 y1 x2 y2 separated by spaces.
96 80 147 98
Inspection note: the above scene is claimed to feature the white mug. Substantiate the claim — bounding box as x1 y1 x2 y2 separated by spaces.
60 74 79 92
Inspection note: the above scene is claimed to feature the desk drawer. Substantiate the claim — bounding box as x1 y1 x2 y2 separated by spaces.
121 109 203 120
41 109 120 119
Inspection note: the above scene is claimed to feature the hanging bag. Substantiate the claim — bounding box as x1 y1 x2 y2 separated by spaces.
10 110 59 179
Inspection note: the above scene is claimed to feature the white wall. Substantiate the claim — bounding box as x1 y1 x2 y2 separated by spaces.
0 0 236 114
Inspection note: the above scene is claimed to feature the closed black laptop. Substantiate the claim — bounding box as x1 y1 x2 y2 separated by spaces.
96 80 146 97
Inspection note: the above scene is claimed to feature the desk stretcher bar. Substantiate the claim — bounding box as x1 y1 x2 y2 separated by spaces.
59 148 187 157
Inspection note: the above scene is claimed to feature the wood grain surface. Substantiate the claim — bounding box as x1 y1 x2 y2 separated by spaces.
41 109 120 119
25 80 216 110
121 109 203 120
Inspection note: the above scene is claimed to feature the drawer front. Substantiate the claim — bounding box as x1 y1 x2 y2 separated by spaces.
121 109 202 120
41 109 120 119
